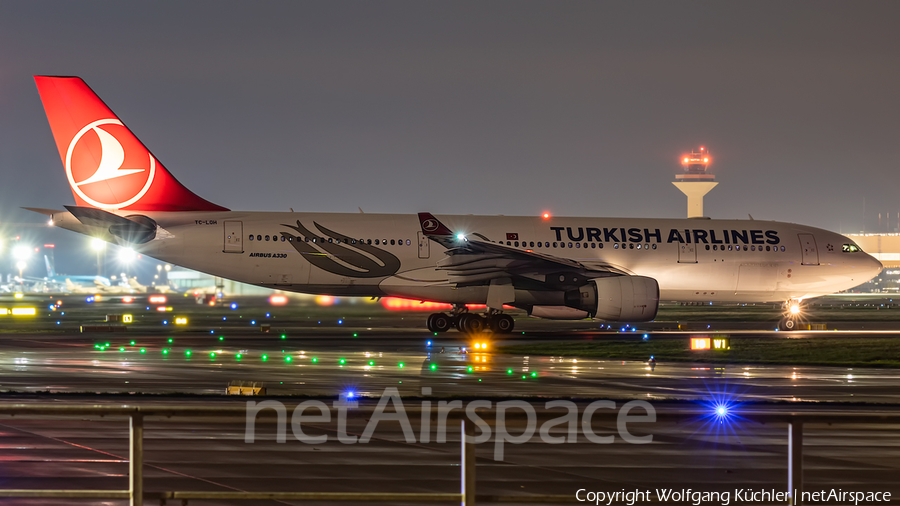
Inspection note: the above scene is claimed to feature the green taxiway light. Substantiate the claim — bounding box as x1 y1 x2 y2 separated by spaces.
105 342 110 347
94 344 100 349
262 354 268 361
285 356 292 362
140 348 146 354
467 366 474 373
311 357 318 363
210 352 216 358
368 360 375 366
478 378 482 382
119 347 125 352
530 371 538 378
353 333 358 337
218 336 224 341
522 375 526 379
430 364 437 371
168 338 173 343
130 341 136 346
507 369 514 375
162 349 169 355
185 350 192 356
339 358 346 365
281 334 286 339
398 362 404 368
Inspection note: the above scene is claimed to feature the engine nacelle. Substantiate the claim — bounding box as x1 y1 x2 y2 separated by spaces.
566 275 659 321
529 305 590 320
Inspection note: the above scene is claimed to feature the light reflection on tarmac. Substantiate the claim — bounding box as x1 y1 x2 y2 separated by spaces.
2 331 899 403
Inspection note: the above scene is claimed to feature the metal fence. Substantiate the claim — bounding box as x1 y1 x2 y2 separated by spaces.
0 404 899 505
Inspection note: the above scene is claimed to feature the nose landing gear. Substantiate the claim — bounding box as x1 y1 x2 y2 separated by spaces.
779 299 803 331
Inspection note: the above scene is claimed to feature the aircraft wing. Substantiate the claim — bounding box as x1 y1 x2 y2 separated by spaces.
417 213 629 288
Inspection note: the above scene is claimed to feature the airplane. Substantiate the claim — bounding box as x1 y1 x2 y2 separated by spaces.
27 76 883 333
44 255 112 287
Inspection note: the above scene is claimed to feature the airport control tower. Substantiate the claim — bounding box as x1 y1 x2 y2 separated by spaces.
673 146 716 218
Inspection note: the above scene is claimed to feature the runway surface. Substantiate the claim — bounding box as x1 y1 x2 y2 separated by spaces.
3 295 900 503
2 330 900 404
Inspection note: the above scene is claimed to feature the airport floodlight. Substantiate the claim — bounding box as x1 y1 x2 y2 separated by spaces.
91 238 106 251
16 261 27 271
164 264 171 271
13 245 32 261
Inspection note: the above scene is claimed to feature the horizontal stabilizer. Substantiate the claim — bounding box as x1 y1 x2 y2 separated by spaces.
65 205 160 244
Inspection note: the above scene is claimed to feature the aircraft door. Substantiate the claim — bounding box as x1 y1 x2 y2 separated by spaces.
417 231 430 259
677 243 697 263
224 221 243 253
798 233 819 265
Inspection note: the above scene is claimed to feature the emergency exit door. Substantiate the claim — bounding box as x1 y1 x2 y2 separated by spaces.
417 231 430 259
798 233 819 265
677 243 697 263
224 221 243 253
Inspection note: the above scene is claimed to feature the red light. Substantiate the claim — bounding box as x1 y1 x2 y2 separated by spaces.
542 212 551 219
700 146 704 151
270 295 288 305
149 295 167 304
43 244 55 248
122 296 133 303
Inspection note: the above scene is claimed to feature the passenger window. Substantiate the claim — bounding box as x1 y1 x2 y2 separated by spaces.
406 239 411 245
575 243 581 248
374 239 380 245
781 246 785 252
636 244 641 249
514 241 519 247
249 235 254 241
530 242 534 247
766 245 770 251
553 242 558 248
600 243 605 249
651 244 656 249
265 235 270 241
257 235 262 241
705 245 710 250
568 242 573 248
391 239 395 245
629 243 634 249
591 243 596 249
614 244 619 249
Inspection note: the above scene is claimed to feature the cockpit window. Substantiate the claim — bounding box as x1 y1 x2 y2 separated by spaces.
842 244 862 253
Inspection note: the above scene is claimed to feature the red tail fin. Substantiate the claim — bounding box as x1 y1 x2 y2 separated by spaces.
34 76 228 212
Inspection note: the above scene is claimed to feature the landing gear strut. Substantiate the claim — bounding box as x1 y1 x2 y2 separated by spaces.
779 299 802 331
425 306 515 335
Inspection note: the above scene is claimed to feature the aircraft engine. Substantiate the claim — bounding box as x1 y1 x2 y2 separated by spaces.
565 275 659 321
108 215 158 244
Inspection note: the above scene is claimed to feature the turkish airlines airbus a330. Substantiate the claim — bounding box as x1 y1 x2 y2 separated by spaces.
28 76 882 333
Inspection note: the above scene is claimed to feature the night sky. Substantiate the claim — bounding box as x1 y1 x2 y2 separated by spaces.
1 1 899 275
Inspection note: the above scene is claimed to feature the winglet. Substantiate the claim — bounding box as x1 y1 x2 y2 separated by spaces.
417 212 454 236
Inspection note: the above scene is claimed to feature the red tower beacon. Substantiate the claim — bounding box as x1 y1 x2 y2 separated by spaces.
677 146 715 181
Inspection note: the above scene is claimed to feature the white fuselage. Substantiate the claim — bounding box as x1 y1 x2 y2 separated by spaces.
51 211 883 306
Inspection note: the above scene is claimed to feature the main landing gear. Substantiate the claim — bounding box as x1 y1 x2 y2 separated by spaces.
779 299 803 331
426 306 515 335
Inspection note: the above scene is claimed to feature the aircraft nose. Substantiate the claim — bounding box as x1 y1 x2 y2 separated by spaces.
867 253 884 277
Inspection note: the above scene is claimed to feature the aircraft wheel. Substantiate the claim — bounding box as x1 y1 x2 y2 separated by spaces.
458 313 485 334
780 317 797 331
490 314 515 334
426 313 437 332
431 313 452 333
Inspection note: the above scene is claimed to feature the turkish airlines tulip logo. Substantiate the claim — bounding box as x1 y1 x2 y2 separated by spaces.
65 119 156 209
